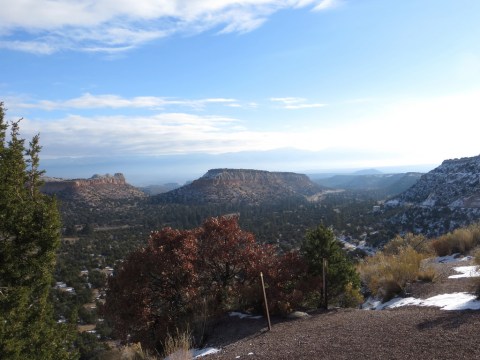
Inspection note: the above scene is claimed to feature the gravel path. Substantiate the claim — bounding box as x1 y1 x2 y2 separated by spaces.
205 257 480 359
207 308 480 359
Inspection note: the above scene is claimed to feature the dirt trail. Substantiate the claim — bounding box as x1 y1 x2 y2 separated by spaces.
206 257 480 359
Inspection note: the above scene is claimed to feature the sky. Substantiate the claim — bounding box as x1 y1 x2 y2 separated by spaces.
1 0 480 185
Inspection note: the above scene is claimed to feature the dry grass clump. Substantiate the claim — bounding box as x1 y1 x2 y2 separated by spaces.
474 248 480 266
430 224 480 257
382 233 431 256
103 343 159 360
358 246 429 302
162 328 194 360
417 266 437 282
473 248 480 299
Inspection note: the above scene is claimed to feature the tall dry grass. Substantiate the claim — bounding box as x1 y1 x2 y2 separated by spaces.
430 224 480 256
382 233 431 255
162 328 194 360
358 246 429 302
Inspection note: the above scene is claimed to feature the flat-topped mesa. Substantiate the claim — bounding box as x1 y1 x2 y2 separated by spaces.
41 173 145 205
157 168 325 205
202 168 308 181
72 173 126 187
42 173 127 194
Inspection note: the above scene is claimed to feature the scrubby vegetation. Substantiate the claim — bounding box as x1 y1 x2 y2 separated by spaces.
359 224 480 303
103 217 360 353
3 102 480 359
359 245 428 302
430 223 480 256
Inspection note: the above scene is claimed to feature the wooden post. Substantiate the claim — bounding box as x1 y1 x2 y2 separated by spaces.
322 258 328 309
260 272 272 331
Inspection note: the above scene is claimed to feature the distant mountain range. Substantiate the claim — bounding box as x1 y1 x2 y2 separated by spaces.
312 172 423 196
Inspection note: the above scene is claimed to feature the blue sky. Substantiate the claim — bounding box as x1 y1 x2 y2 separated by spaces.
1 0 480 184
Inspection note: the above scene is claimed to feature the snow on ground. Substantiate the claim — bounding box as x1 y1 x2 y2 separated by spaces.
229 311 262 320
362 253 480 311
370 292 480 311
433 254 473 263
165 347 220 359
193 347 221 358
449 265 480 278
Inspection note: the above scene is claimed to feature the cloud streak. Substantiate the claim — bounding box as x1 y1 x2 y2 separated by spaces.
270 97 325 109
20 112 293 157
10 90 480 171
15 93 239 111
0 1 336 54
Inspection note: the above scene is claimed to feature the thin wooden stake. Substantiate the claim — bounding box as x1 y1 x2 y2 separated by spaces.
322 258 328 309
260 272 272 331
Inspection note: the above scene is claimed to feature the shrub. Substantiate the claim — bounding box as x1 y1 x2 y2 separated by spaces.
417 267 436 282
382 233 431 255
431 235 452 257
162 329 193 360
358 246 427 302
467 223 480 246
430 226 477 256
336 282 364 308
474 247 480 266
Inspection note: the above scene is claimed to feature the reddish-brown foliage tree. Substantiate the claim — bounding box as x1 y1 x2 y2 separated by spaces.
197 216 265 308
104 227 199 349
104 216 314 351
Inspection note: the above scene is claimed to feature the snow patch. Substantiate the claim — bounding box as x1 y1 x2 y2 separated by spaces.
366 292 480 311
193 348 220 358
449 266 480 278
166 347 220 360
433 254 473 263
229 312 262 320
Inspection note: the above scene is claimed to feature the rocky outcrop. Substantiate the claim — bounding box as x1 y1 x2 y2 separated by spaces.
389 155 480 208
386 155 480 236
156 168 325 205
42 173 146 205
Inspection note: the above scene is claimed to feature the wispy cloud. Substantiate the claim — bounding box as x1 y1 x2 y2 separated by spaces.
13 90 480 168
14 93 239 111
0 1 339 54
270 97 325 109
313 0 344 11
20 112 292 157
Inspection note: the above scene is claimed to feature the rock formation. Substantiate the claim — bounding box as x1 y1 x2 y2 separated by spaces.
156 168 325 205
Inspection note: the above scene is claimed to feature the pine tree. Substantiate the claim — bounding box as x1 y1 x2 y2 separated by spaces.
301 224 360 308
0 102 78 359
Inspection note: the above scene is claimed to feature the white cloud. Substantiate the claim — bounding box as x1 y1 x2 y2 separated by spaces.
329 91 480 166
270 97 325 109
9 90 480 169
20 112 294 157
0 1 337 54
313 0 343 11
15 93 239 111
0 40 57 55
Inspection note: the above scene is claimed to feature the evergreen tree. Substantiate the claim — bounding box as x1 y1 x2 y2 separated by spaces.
301 224 360 307
0 103 78 359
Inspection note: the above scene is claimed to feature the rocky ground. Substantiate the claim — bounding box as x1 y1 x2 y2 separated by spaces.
203 256 480 359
